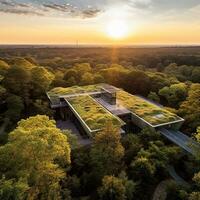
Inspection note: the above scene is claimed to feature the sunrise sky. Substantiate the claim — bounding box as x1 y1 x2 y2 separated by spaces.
1 0 200 45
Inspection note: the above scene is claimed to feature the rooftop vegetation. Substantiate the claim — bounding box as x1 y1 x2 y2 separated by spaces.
48 84 101 97
47 84 102 104
117 90 181 126
67 95 124 131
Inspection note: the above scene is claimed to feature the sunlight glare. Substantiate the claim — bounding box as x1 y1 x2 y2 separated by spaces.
106 20 128 39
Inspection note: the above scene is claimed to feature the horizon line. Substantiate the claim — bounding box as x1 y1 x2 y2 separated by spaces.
1 43 200 48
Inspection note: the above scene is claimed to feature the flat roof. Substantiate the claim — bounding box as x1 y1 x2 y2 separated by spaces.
116 90 183 127
66 95 124 132
47 84 184 127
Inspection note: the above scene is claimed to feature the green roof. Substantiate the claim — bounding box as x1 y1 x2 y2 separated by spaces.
67 95 124 131
47 84 102 104
117 90 182 126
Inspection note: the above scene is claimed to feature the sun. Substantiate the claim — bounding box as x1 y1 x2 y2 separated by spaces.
106 19 128 39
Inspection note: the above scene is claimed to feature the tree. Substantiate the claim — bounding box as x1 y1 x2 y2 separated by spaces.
0 115 71 200
3 65 31 105
66 77 77 86
74 63 92 76
0 176 29 200
31 66 55 95
81 72 94 85
179 84 200 131
125 70 151 96
150 73 170 92
98 176 126 200
90 123 124 177
0 60 10 76
159 83 188 107
121 134 142 165
189 127 200 200
5 95 24 122
62 130 79 149
131 141 180 180
98 173 135 200
31 99 54 116
94 74 105 84
64 69 78 82
138 128 161 148
0 85 7 103
11 57 34 70
148 92 160 103
100 65 128 87
191 68 200 83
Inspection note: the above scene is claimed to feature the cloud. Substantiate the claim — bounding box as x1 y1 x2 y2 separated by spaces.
79 8 102 18
0 8 44 16
0 0 103 18
42 3 102 18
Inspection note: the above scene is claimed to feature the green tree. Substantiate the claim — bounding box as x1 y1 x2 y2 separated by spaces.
148 92 160 103
5 95 24 122
94 74 105 84
0 176 29 200
0 60 10 76
159 83 188 107
131 141 180 180
125 70 151 96
90 123 124 177
121 134 142 165
191 68 200 83
189 127 200 200
11 57 34 70
0 115 71 200
66 77 76 86
3 65 31 106
31 66 55 95
98 176 126 200
81 72 94 85
64 69 78 82
150 73 170 92
179 84 200 131
0 85 7 103
74 63 92 76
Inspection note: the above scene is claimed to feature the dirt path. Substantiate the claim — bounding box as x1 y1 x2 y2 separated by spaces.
152 180 172 200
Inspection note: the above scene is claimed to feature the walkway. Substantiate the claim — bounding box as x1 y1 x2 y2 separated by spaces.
159 128 200 156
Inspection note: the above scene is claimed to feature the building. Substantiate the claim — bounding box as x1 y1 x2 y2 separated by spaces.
47 84 184 137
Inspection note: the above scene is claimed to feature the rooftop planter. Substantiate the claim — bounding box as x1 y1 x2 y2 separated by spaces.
117 90 182 127
67 95 124 132
47 84 103 105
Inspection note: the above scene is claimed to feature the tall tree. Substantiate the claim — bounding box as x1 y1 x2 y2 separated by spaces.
189 127 200 200
159 83 188 107
179 84 200 131
0 115 71 200
31 66 55 96
90 123 124 177
3 65 31 106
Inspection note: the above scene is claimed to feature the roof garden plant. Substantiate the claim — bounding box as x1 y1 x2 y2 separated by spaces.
67 95 124 131
117 90 181 126
47 84 103 104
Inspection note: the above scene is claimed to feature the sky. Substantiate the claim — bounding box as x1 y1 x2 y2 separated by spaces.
0 0 200 45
